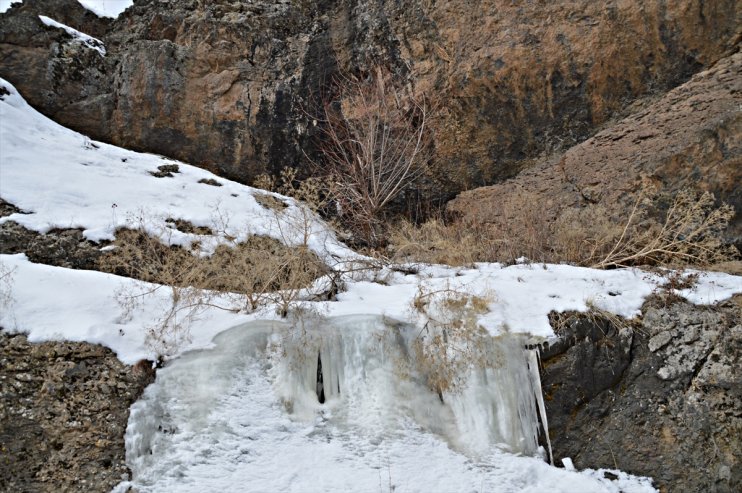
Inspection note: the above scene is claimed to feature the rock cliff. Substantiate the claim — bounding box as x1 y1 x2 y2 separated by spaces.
541 296 742 493
1 0 738 189
448 50 742 245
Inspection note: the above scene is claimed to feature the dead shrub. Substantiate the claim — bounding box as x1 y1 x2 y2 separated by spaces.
589 189 737 269
386 217 494 266
311 66 434 247
410 284 494 395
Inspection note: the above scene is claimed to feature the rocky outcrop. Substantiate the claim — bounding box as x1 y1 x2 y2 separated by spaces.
0 0 738 188
0 331 154 493
541 296 742 492
0 221 104 269
448 50 742 245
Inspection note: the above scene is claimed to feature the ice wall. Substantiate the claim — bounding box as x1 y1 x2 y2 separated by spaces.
119 316 651 493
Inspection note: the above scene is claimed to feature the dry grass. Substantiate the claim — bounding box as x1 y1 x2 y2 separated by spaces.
410 284 494 395
99 221 328 358
387 217 493 266
387 188 738 269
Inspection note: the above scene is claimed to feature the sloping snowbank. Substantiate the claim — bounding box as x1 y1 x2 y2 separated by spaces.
2 76 741 363
0 77 356 264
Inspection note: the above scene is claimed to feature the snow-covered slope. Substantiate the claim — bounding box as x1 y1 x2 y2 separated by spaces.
1 76 741 362
2 75 742 493
0 77 354 262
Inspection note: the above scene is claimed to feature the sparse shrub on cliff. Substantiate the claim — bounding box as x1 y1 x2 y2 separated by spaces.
588 189 737 269
311 66 434 247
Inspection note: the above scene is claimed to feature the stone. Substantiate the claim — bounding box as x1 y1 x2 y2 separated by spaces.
448 51 742 248
541 297 742 492
0 0 738 193
0 331 154 493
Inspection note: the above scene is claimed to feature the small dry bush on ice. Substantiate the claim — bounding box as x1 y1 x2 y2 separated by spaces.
409 283 495 396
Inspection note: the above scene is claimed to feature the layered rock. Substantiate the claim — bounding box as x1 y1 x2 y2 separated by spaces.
448 50 742 244
541 296 742 493
1 0 738 188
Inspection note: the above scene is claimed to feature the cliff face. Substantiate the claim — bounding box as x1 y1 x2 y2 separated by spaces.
541 296 742 493
1 0 738 188
448 50 742 246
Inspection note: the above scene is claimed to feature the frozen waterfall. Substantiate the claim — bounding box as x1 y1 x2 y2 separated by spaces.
119 315 654 493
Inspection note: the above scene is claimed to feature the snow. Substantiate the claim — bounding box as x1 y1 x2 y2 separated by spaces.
77 0 133 18
1 76 741 493
38 15 106 55
0 1 133 18
2 74 741 357
0 0 17 14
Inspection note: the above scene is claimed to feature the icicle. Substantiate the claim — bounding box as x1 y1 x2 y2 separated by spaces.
527 349 553 464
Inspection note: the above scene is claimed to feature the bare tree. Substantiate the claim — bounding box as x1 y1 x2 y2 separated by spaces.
316 66 433 246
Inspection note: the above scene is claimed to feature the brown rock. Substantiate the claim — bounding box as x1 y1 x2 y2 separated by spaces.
448 50 742 245
0 0 738 189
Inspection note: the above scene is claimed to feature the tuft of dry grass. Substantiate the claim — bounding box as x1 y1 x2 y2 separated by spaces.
387 188 738 270
98 220 329 358
410 284 494 395
386 217 492 266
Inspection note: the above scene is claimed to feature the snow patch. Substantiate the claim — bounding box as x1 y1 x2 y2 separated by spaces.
77 0 133 18
0 0 18 14
38 15 106 55
0 77 356 265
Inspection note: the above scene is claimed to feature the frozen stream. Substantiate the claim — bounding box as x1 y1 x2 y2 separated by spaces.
119 316 655 493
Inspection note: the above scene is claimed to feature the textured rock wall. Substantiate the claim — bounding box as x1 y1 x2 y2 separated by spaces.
541 296 742 493
0 0 738 189
449 50 742 244
0 332 154 493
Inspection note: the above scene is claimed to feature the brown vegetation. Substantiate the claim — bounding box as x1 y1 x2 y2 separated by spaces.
311 67 434 247
98 219 328 357
387 188 738 269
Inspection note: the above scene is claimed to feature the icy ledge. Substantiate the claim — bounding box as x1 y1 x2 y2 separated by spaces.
116 316 657 493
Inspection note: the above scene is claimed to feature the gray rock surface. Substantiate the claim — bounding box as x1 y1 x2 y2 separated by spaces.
0 331 154 493
541 296 742 493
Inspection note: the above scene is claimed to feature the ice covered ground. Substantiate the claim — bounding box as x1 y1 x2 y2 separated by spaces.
115 318 657 493
2 77 742 492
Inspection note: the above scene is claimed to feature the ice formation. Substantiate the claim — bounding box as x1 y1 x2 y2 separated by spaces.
120 316 655 493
